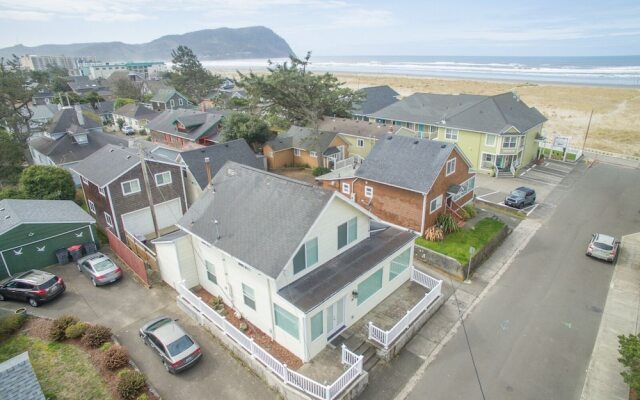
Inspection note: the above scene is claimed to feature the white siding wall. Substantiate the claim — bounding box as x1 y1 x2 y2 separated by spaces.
185 170 204 207
155 234 198 289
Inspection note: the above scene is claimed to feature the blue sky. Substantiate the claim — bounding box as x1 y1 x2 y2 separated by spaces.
0 0 638 56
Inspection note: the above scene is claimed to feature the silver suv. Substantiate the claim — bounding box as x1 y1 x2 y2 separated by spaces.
505 186 536 209
139 317 202 374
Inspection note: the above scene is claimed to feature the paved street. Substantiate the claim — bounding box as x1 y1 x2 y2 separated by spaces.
401 161 640 399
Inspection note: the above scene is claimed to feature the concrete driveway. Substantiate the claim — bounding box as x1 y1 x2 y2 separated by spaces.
0 254 275 400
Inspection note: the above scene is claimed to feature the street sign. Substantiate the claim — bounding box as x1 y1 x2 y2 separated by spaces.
552 136 570 148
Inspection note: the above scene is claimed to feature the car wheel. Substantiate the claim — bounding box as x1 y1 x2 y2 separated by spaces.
162 361 173 374
28 298 39 307
91 278 97 287
77 264 82 272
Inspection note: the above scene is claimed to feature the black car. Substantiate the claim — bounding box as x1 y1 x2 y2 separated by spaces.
0 269 66 307
505 186 536 209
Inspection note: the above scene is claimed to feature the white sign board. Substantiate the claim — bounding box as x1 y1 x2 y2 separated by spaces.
552 136 570 149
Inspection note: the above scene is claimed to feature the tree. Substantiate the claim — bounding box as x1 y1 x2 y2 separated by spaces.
116 118 125 130
52 91 84 106
0 56 36 144
221 112 271 149
113 78 143 100
0 128 25 186
19 165 75 200
114 98 136 110
619 334 640 391
85 91 104 108
165 46 221 103
236 52 364 127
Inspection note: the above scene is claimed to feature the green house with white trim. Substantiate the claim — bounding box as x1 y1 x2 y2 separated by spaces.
0 200 96 279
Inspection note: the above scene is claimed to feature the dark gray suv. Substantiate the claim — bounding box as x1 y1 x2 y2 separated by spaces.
505 186 536 209
0 269 66 307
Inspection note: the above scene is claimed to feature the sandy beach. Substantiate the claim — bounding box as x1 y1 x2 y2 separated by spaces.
216 69 640 157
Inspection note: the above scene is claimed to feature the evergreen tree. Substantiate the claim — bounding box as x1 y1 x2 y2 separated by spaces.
165 46 221 103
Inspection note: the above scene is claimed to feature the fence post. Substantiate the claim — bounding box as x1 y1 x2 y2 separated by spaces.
250 338 256 358
282 364 289 385
367 321 372 340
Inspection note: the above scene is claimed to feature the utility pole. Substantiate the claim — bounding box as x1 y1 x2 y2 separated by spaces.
582 109 593 152
139 145 160 239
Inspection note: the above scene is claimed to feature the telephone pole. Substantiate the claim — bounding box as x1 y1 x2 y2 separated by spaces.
139 145 160 239
582 109 593 152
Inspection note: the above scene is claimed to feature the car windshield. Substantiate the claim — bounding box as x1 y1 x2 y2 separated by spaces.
166 335 195 356
93 259 116 272
509 190 525 198
594 242 613 251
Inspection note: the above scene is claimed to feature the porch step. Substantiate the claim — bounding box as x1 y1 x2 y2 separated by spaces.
363 353 380 372
496 171 513 178
355 343 380 372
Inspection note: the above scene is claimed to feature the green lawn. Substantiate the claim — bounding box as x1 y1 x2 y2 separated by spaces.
416 218 506 264
0 335 112 400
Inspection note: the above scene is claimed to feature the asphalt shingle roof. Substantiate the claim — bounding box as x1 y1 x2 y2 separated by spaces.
147 109 227 142
317 118 400 140
266 126 339 153
0 200 95 235
0 352 45 400
179 139 264 190
113 103 159 120
355 134 456 193
47 108 102 135
353 85 400 116
80 101 115 115
29 131 127 165
151 89 183 103
372 92 547 135
178 162 334 278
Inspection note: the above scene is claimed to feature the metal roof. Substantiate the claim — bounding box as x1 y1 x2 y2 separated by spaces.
0 199 95 236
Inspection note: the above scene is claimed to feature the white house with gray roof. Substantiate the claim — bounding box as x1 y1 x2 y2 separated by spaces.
154 162 432 361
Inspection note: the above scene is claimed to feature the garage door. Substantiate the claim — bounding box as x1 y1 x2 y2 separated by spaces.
122 198 183 236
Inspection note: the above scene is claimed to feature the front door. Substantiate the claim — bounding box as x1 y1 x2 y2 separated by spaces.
326 297 345 338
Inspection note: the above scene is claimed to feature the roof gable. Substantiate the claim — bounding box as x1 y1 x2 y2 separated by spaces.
28 130 127 165
353 85 400 115
147 109 227 141
0 199 94 235
266 126 339 153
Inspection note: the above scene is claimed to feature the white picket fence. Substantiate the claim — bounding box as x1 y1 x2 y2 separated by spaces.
368 267 442 349
176 282 364 400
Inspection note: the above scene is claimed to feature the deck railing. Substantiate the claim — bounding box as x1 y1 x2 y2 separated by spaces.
368 267 442 349
176 282 364 400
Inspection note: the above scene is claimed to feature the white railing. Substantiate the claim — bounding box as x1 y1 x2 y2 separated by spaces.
368 267 442 349
175 281 364 400
539 141 583 162
334 154 363 170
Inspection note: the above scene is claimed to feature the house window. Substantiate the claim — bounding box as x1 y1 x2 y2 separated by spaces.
121 179 141 195
341 182 350 194
406 123 415 130
485 134 497 146
293 148 301 157
293 237 318 274
357 138 365 148
446 158 456 176
274 304 299 339
310 151 317 158
337 217 357 250
503 136 517 148
430 195 443 214
88 200 96 214
170 99 175 108
179 98 184 106
445 128 458 141
311 311 323 341
390 248 411 280
242 283 256 310
154 171 172 187
104 212 113 227
454 176 476 201
98 186 105 196
481 153 495 169
364 186 373 198
357 269 383 305
205 260 217 284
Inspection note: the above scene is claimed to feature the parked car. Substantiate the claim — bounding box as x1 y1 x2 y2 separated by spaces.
76 252 123 286
122 125 135 135
505 187 536 209
139 317 202 374
586 233 619 262
0 269 65 307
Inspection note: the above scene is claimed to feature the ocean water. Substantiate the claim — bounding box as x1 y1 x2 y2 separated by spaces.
202 55 640 87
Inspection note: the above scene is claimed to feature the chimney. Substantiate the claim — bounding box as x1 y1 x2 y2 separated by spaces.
74 104 85 126
204 157 212 188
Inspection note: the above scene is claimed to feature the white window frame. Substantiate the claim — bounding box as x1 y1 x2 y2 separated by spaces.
446 158 456 176
88 200 96 214
485 134 497 146
104 212 113 227
242 283 256 310
293 148 301 157
445 128 458 141
481 152 496 169
154 171 172 187
121 179 141 196
341 182 351 194
430 195 443 214
98 186 105 196
364 185 373 198
502 136 518 149
310 151 317 158
357 138 365 148
170 99 175 108
178 98 184 106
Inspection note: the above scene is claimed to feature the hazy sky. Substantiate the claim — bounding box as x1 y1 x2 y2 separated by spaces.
0 0 639 56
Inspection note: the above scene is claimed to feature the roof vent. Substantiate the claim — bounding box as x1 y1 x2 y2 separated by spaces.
4 215 9 220
441 144 447 148
0 208 4 212
387 136 393 140
413 140 419 145
126 155 131 159
109 148 114 152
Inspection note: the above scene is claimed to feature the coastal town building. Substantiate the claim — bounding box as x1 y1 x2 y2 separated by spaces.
80 61 166 80
352 85 400 120
147 108 228 150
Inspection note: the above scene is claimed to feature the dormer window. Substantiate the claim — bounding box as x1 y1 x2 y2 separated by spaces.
73 134 88 144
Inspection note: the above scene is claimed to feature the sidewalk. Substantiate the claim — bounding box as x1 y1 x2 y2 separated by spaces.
580 232 640 400
360 218 542 400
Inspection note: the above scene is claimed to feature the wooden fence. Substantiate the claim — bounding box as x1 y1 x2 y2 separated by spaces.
107 230 149 286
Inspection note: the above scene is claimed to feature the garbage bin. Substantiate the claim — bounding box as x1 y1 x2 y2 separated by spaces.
67 244 83 261
83 241 97 255
55 248 69 265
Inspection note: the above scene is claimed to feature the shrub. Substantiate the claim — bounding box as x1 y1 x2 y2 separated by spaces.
312 167 331 177
423 226 444 242
437 213 460 234
100 341 113 352
463 204 477 218
81 324 112 348
117 370 146 400
65 322 87 339
137 394 149 400
49 315 78 342
0 314 27 336
103 345 130 370
458 208 471 220
239 322 248 332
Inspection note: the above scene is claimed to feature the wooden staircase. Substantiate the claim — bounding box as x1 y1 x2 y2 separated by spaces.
331 329 380 372
446 200 466 228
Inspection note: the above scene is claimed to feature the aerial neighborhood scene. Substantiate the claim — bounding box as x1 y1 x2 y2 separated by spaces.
1 2 639 400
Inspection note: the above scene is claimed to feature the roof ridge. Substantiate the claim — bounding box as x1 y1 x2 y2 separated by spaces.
223 161 318 189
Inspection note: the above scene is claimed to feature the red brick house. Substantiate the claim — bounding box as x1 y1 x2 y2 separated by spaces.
71 144 188 240
317 134 475 234
147 108 229 150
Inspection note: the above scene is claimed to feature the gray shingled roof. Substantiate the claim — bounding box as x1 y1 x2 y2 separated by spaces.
151 89 186 103
317 118 400 140
47 107 102 135
113 103 159 120
0 352 45 400
29 131 127 165
178 162 334 278
355 135 456 193
80 101 115 115
0 199 95 235
179 139 264 190
266 126 338 153
353 85 400 116
372 92 547 135
147 109 227 142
